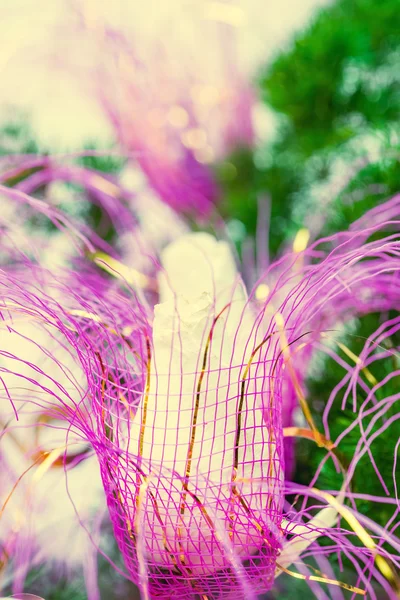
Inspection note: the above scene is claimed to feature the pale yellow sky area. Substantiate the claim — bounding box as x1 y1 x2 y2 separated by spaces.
0 0 331 149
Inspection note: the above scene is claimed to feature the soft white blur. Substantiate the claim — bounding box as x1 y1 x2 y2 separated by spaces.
0 316 104 580
0 0 331 149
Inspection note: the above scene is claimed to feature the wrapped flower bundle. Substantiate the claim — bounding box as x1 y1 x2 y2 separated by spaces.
0 170 399 599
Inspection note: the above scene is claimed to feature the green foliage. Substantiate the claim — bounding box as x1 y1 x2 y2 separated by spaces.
219 0 400 258
298 312 400 526
215 145 303 256
320 148 400 237
262 0 400 151
0 117 40 156
77 141 126 175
